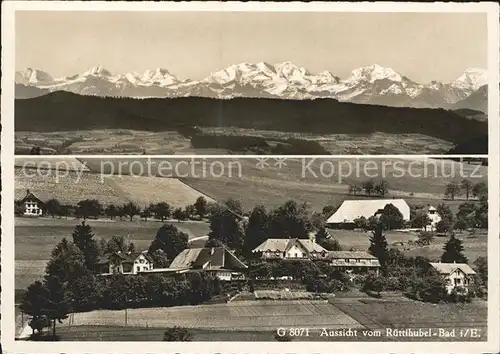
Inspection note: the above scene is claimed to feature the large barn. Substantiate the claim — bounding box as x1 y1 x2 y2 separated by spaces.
326 199 410 229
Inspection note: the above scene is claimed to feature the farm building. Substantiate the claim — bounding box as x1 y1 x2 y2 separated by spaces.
328 251 380 275
19 189 44 217
429 262 476 294
168 247 248 281
252 238 329 261
326 199 410 229
419 205 442 231
97 250 154 275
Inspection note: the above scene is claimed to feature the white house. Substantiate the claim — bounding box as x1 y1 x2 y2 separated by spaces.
97 251 154 275
326 199 410 228
430 262 476 294
19 189 44 217
252 238 329 261
424 206 441 231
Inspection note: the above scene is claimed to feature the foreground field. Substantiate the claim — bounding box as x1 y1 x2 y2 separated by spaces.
51 297 487 342
15 217 210 289
331 297 487 341
63 300 361 331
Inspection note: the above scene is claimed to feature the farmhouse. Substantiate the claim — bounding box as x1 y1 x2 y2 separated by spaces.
328 251 381 275
168 247 248 281
326 199 410 229
252 238 329 261
97 250 154 275
19 189 45 217
430 262 476 294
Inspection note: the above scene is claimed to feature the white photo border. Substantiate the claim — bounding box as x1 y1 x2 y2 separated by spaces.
2 1 499 353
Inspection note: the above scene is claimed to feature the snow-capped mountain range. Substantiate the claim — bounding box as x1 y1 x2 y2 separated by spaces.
15 63 488 110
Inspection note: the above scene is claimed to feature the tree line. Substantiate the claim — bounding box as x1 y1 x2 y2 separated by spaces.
445 180 487 201
347 179 389 198
15 196 212 222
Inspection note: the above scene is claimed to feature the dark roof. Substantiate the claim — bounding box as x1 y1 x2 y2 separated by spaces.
170 247 247 270
20 191 45 205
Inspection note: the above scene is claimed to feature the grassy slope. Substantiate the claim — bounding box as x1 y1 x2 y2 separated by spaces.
80 157 487 212
15 167 213 208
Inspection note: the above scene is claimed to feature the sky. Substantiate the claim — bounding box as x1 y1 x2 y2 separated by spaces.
15 11 487 83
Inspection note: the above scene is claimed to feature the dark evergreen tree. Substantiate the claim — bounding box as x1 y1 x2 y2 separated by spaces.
43 275 70 337
45 238 88 283
243 205 269 257
441 233 468 264
19 281 49 334
368 223 389 274
71 221 100 269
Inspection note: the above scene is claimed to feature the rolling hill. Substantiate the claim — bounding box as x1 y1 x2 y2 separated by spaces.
15 92 488 150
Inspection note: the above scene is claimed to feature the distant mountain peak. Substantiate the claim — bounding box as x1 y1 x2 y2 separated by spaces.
14 63 488 111
348 64 402 83
16 68 54 85
83 66 113 77
453 68 487 90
